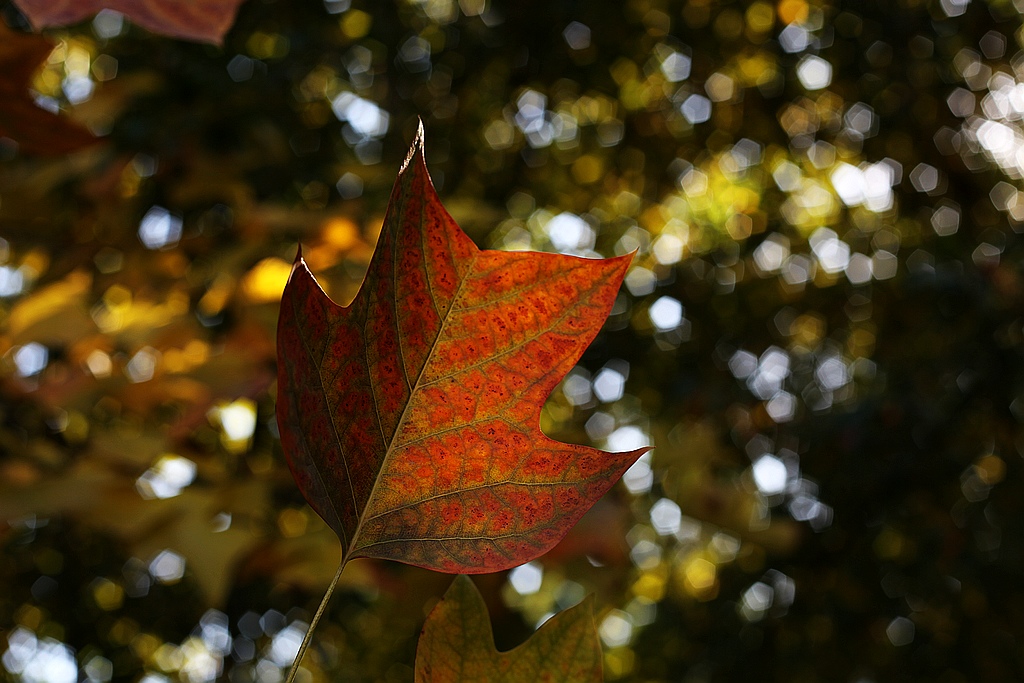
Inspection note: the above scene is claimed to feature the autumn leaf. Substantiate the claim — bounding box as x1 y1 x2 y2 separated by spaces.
0 24 97 156
415 575 602 683
12 0 246 45
276 124 646 576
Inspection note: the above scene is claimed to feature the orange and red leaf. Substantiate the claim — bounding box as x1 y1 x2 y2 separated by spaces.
276 125 646 573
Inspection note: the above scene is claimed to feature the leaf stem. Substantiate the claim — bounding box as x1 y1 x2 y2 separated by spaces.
284 558 346 683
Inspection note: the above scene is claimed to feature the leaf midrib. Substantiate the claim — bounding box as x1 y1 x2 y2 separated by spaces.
345 172 478 562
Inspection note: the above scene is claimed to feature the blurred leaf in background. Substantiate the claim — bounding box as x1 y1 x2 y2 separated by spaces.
3 0 1024 681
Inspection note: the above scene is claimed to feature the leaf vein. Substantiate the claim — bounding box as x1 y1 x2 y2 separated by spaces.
364 475 605 522
293 291 352 548
417 293 606 389
452 262 598 313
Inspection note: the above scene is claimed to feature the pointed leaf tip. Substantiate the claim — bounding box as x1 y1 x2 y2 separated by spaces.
286 245 310 287
401 119 427 175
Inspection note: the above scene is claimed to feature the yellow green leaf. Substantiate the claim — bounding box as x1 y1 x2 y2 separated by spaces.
415 575 602 683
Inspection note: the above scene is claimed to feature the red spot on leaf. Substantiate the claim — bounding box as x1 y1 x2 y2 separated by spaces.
440 501 462 525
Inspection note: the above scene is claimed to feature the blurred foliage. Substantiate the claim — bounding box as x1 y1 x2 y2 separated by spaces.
3 0 1024 681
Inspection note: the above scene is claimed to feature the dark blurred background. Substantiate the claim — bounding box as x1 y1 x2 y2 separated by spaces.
2 0 1024 681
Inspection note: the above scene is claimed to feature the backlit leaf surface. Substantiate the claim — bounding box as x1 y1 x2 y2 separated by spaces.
0 25 97 156
276 125 646 573
415 575 602 683
13 0 246 44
